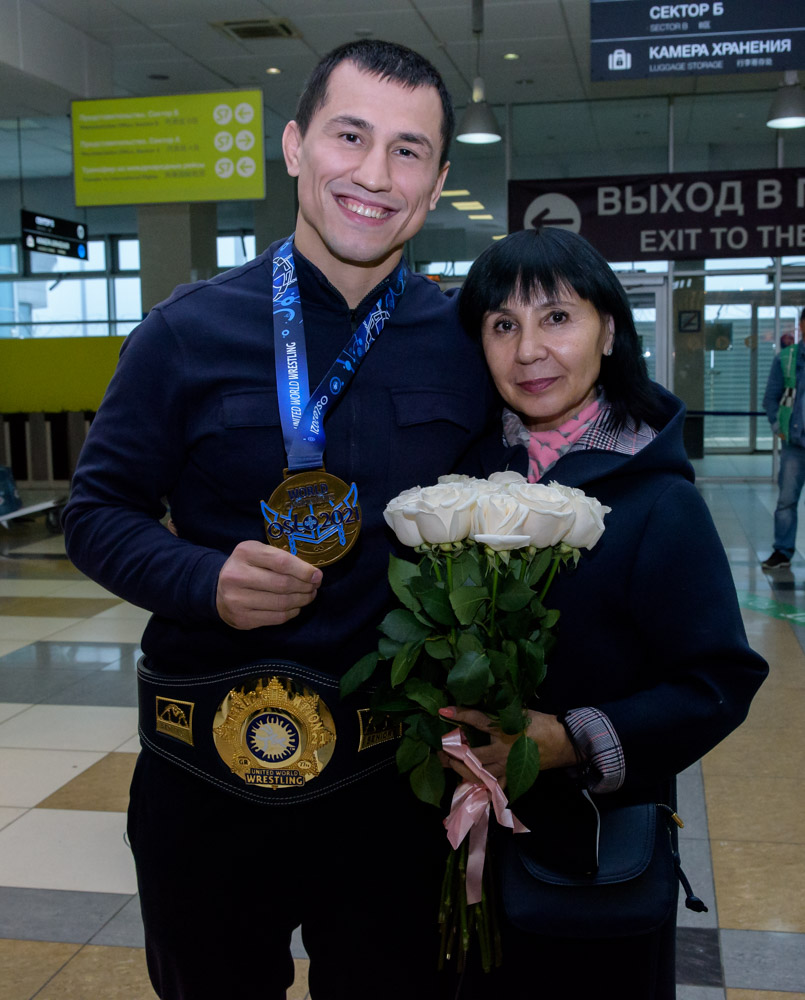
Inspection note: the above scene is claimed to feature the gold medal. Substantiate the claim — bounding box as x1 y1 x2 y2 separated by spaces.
260 467 361 566
212 675 336 791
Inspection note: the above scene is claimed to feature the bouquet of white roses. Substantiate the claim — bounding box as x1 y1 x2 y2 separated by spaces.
339 471 610 972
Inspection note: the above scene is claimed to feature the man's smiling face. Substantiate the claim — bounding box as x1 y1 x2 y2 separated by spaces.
283 60 449 286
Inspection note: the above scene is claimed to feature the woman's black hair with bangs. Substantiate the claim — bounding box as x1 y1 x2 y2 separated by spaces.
458 227 666 433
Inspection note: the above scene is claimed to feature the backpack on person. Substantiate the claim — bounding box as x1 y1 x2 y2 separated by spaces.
777 343 798 442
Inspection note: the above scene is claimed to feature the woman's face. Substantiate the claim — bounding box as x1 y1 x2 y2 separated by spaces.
481 284 614 432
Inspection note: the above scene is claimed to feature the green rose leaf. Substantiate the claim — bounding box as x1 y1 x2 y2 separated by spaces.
486 649 511 681
391 640 423 687
456 630 484 656
380 609 431 645
506 733 541 803
500 607 535 640
339 651 379 699
388 554 422 612
542 608 560 629
526 548 554 587
370 693 413 713
449 585 490 626
410 751 446 807
419 586 457 628
498 699 528 736
407 712 446 750
396 735 429 773
446 650 493 705
497 577 537 613
517 638 546 691
405 676 448 715
453 549 484 587
424 636 453 660
378 637 403 660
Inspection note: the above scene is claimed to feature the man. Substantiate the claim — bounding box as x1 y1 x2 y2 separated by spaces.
762 307 805 570
63 41 491 1000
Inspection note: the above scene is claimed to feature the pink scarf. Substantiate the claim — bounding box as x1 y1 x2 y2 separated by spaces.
525 397 601 482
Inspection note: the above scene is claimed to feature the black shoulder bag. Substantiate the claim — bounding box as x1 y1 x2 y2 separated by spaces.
498 774 707 938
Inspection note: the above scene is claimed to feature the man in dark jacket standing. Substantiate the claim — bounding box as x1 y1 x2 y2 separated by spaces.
63 40 490 1000
762 308 805 570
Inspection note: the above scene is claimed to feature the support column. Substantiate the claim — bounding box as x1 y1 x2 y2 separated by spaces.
137 202 218 314
253 161 297 253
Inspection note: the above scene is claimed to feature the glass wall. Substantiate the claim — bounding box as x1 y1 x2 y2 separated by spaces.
672 258 803 459
0 234 259 339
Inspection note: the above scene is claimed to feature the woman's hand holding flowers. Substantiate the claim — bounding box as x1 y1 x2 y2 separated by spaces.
438 706 576 786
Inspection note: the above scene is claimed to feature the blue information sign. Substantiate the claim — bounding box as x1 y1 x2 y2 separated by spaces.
591 1 805 81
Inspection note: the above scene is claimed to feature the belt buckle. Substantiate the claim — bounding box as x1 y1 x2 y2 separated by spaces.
212 675 336 791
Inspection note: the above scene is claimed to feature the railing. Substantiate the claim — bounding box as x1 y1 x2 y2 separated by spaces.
0 412 93 485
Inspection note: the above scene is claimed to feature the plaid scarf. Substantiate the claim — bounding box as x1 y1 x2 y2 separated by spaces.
502 395 657 483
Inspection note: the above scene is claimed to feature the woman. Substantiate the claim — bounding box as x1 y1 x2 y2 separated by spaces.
447 227 767 998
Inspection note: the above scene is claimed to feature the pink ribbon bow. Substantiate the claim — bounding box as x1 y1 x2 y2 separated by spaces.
441 726 530 905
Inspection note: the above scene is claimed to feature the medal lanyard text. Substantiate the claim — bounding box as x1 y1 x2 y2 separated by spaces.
272 235 408 471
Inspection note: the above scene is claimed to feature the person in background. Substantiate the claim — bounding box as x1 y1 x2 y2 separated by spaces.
63 39 492 1000
761 308 805 570
447 226 767 999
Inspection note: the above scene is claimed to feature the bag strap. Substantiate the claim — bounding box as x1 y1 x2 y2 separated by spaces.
781 343 798 389
657 803 708 913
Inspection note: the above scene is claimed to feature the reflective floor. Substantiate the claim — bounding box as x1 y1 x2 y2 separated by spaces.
0 477 804 1000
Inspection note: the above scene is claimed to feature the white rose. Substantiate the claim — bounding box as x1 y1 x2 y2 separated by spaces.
472 477 507 496
547 482 611 549
470 493 532 551
437 474 474 485
487 470 528 487
384 482 477 546
506 482 577 548
383 487 427 547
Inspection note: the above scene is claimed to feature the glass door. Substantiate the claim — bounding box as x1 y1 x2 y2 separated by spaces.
617 275 670 389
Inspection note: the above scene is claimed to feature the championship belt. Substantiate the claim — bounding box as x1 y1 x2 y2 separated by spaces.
139 659 402 803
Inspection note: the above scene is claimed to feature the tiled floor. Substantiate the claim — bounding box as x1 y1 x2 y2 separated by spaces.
1 478 804 999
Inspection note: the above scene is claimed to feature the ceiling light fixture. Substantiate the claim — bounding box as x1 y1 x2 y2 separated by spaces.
265 67 282 75
456 0 502 144
503 53 519 61
452 201 485 211
440 189 471 197
766 71 805 129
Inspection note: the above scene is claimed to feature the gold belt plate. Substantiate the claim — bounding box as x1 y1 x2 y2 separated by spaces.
212 676 336 790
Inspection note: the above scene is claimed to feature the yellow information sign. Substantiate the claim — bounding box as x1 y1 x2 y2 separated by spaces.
72 91 265 207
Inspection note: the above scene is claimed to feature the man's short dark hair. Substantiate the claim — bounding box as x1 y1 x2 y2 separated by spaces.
295 40 454 168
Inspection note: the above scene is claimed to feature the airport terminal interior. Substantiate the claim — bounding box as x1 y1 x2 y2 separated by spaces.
1 0 805 997
1 471 805 1000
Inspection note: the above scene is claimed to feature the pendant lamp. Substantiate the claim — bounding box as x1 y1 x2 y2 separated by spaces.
766 71 805 130
456 0 502 144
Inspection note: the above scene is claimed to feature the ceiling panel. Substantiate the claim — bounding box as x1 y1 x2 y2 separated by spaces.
286 11 435 54
0 0 793 236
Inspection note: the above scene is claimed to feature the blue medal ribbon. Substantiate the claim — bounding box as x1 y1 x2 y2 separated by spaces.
272 235 408 471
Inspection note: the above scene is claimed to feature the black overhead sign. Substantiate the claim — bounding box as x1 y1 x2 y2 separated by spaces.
590 0 805 81
21 210 88 260
509 168 805 261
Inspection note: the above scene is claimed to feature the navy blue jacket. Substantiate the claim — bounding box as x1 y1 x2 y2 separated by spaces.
465 387 767 798
63 242 493 675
